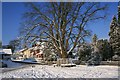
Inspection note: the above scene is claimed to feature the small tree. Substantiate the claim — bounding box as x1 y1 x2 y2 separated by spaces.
96 39 112 61
42 41 57 61
86 36 102 65
78 43 92 61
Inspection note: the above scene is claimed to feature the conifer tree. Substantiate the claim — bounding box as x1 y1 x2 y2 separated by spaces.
92 34 98 48
96 39 112 60
92 34 98 44
118 2 120 24
109 14 120 56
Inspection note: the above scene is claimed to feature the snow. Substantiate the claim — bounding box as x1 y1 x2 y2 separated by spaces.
0 65 118 78
0 49 12 54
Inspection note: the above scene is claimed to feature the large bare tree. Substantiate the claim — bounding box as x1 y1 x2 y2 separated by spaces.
19 2 107 58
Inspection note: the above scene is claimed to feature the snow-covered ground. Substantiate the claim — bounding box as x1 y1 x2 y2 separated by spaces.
0 65 118 78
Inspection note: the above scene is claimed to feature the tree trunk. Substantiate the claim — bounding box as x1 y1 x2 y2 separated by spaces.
61 50 67 58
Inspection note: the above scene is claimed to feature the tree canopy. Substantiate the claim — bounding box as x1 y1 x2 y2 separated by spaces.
19 2 107 58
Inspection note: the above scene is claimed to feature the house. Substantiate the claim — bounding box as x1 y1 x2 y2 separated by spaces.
0 49 12 59
18 48 30 59
17 42 46 59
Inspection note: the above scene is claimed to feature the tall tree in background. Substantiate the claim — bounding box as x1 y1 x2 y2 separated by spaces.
118 2 120 24
117 4 120 56
109 16 118 56
20 2 107 58
92 34 98 43
109 4 120 56
92 34 98 48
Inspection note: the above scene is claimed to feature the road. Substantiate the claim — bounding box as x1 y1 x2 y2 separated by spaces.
0 64 34 73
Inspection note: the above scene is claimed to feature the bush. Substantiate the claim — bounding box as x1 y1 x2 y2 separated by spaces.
112 55 120 61
86 52 102 66
77 43 92 61
100 61 119 66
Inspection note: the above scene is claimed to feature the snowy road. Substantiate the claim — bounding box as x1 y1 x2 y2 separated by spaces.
0 65 118 78
1 64 32 73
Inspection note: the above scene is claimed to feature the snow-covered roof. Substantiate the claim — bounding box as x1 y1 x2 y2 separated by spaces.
19 48 28 52
0 49 12 54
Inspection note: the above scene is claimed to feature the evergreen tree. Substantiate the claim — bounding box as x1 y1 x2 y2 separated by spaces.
96 39 112 60
118 2 120 24
78 43 92 61
109 15 120 56
92 34 98 44
86 34 101 65
109 4 120 59
92 34 98 49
